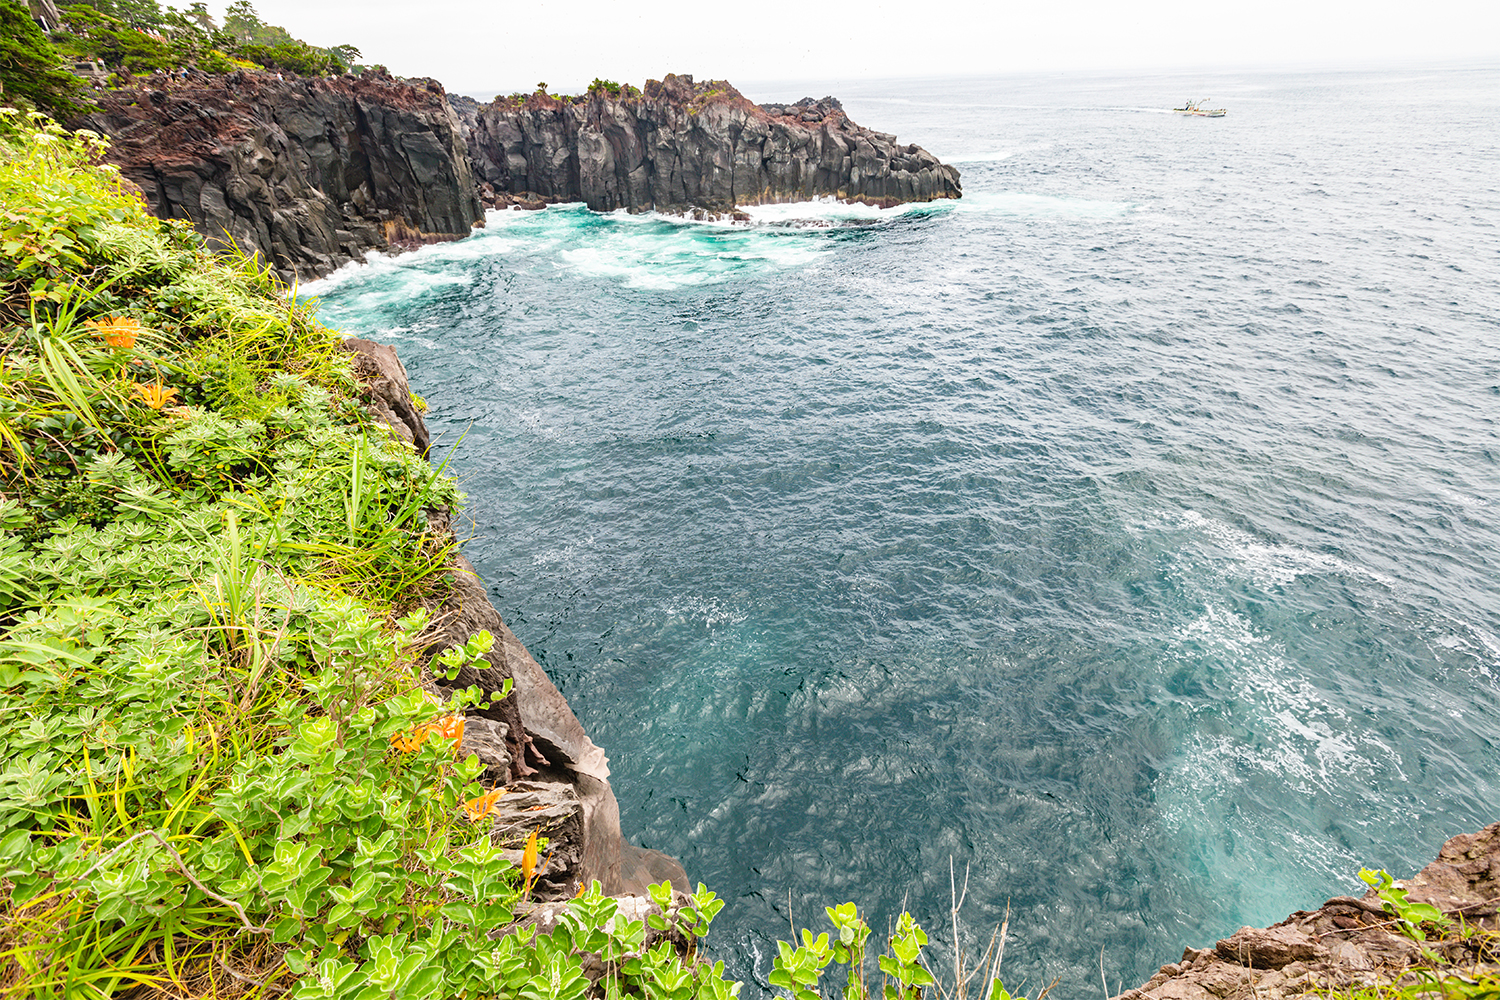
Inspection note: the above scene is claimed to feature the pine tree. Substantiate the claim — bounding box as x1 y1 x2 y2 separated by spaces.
0 0 93 119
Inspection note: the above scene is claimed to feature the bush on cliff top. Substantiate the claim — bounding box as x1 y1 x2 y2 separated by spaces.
47 0 363 81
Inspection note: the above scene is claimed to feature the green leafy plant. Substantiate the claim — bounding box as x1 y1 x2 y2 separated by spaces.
1360 868 1456 961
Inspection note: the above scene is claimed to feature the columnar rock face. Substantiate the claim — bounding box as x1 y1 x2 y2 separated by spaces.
77 71 483 280
463 74 962 214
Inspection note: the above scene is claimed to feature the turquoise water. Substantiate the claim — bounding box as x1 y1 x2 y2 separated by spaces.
306 67 1500 996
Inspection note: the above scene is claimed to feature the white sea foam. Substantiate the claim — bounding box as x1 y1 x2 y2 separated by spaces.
738 196 932 226
655 595 750 631
1159 601 1405 834
1177 509 1397 589
556 223 831 289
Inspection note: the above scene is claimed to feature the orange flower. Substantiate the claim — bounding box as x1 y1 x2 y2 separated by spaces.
521 828 540 888
134 383 178 410
462 785 508 822
388 714 466 754
432 715 465 743
87 316 140 349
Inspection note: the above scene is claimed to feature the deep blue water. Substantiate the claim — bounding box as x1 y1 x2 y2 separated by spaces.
306 66 1500 997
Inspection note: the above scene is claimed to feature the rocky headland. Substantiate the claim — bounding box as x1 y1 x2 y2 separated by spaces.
76 70 483 281
460 74 962 216
76 70 961 278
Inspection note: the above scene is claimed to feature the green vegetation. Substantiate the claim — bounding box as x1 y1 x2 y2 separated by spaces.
588 79 641 100
0 0 93 119
20 0 368 86
0 105 506 998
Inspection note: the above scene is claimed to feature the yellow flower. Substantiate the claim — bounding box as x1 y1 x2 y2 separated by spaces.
134 383 178 410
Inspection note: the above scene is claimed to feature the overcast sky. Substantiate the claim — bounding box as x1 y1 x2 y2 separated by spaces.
211 0 1498 98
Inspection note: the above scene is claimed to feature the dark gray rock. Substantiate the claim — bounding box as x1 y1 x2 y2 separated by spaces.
76 72 484 281
461 717 512 786
463 74 960 215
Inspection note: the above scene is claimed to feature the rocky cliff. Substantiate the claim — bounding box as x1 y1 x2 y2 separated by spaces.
345 339 686 900
77 71 483 281
462 74 961 215
1117 823 1500 1000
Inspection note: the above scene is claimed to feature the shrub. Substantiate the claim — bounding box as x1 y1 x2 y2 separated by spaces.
589 78 641 100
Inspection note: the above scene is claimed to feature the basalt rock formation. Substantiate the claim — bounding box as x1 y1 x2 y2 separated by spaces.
462 74 961 215
76 71 483 281
1116 823 1500 1000
76 70 957 276
345 339 687 899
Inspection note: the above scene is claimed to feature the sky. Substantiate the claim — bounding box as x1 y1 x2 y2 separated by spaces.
208 0 1499 98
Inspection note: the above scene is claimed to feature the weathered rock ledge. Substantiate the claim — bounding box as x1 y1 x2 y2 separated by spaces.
343 338 686 901
459 74 961 216
1116 823 1500 1000
77 71 484 282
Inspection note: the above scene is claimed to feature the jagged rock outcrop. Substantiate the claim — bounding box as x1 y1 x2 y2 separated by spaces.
345 338 687 899
462 74 961 215
76 71 483 281
1116 823 1500 1000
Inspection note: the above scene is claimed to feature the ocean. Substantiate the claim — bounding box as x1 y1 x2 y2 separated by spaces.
303 65 1500 997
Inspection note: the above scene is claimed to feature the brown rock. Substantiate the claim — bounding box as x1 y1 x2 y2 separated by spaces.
1216 925 1323 968
1115 823 1500 1000
340 337 430 454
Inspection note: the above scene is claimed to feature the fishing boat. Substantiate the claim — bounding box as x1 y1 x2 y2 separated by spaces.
1174 99 1226 117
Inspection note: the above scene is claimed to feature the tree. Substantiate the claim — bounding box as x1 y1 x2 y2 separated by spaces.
57 4 182 75
0 0 93 119
326 42 359 72
68 0 164 32
221 0 293 47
